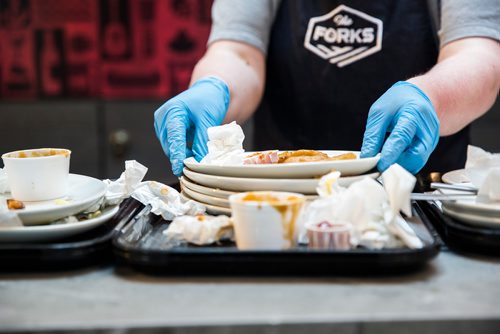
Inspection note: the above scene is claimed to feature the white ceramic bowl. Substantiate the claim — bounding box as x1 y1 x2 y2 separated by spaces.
229 191 306 250
2 148 71 201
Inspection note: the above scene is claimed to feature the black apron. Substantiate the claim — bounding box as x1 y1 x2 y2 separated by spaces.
254 0 469 174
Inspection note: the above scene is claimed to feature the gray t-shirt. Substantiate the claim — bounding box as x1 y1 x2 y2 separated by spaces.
208 0 500 54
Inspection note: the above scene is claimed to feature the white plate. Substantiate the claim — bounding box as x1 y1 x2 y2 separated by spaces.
180 192 231 216
1 174 107 225
0 205 119 242
180 176 236 199
183 168 379 194
180 176 319 201
439 188 500 215
184 151 379 178
442 169 470 184
442 205 500 229
182 183 230 208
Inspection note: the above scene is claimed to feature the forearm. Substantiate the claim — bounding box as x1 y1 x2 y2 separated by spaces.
408 38 500 136
190 40 266 124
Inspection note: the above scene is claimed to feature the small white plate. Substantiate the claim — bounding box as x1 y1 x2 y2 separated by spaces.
183 168 379 194
182 183 230 208
442 205 500 229
184 151 379 178
180 192 231 216
0 205 119 242
442 169 470 184
1 174 107 225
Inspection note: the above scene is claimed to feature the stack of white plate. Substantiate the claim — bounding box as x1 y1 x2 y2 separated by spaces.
180 151 380 215
441 169 500 229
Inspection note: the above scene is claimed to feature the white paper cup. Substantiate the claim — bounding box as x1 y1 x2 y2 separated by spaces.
229 191 306 250
2 148 71 201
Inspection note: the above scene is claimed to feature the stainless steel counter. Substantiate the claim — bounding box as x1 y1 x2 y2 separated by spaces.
1 251 500 333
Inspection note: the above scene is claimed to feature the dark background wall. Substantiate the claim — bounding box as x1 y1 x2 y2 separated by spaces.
0 0 212 99
0 0 498 186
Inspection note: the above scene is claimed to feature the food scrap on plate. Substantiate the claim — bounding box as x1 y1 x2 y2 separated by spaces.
6 199 24 210
277 150 356 164
198 122 357 166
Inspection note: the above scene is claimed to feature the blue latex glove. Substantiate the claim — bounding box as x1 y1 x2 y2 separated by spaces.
360 81 440 174
154 76 230 176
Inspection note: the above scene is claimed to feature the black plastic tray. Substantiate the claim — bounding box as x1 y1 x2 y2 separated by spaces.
112 199 442 275
415 200 500 257
0 198 143 272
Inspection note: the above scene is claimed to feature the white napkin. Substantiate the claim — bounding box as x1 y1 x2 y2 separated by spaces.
132 181 205 221
316 171 343 197
382 163 415 218
464 146 500 201
300 164 423 249
200 121 245 165
103 160 148 206
164 214 232 245
477 167 500 201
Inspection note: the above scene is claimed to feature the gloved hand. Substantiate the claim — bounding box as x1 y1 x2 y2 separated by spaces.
154 76 230 176
360 81 440 174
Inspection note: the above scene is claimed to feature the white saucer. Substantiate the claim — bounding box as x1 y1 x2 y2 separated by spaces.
180 192 231 216
184 150 379 178
0 205 119 242
442 205 500 229
183 168 379 194
442 169 470 184
1 174 107 225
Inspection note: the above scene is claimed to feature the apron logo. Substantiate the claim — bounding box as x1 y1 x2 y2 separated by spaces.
304 5 383 67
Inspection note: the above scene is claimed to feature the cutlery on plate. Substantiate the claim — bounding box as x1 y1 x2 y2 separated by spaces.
410 193 476 201
430 182 478 193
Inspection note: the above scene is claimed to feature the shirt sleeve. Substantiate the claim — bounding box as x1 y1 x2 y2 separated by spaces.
207 0 281 54
439 0 500 48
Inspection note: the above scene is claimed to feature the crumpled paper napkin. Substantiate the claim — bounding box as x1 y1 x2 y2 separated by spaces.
102 160 149 206
132 181 205 220
464 145 500 201
200 121 245 165
301 164 423 249
164 214 232 245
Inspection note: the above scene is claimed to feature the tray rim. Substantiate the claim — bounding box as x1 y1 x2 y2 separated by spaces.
112 200 442 273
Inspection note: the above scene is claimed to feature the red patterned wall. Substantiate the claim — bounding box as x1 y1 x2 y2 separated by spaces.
0 0 212 99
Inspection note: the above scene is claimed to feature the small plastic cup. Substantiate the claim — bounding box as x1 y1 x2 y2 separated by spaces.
229 191 306 250
2 148 71 201
306 220 352 250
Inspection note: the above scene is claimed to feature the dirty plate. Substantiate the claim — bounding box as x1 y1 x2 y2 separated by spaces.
0 205 118 242
1 174 106 225
184 151 379 178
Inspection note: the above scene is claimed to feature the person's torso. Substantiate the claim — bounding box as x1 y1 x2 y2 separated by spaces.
255 0 468 173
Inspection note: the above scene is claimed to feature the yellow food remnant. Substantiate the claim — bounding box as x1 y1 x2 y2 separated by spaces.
13 149 70 158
